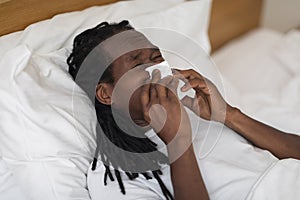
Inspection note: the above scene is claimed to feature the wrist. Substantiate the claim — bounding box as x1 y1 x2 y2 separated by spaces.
160 123 192 145
225 106 241 128
167 138 194 163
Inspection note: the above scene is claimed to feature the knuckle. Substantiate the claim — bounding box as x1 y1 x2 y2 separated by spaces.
188 69 196 73
160 99 168 105
143 110 149 117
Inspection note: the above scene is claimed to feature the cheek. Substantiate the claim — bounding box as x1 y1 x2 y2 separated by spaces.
112 80 144 113
129 87 144 114
115 69 149 90
112 67 149 114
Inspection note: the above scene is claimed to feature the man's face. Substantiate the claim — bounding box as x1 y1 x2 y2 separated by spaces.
110 47 164 125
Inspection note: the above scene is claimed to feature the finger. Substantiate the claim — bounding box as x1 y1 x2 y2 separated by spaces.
181 78 208 93
171 68 182 77
141 80 151 111
150 69 161 100
172 69 196 90
150 83 157 101
198 90 212 114
174 69 202 80
197 91 209 107
156 76 172 99
172 69 190 82
181 95 194 110
151 69 161 84
168 76 179 97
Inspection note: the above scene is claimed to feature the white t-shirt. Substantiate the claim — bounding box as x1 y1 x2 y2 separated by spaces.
88 161 173 200
87 111 280 200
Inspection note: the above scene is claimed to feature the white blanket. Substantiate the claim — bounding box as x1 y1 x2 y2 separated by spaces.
0 157 28 200
212 28 300 199
246 159 300 200
1 2 299 198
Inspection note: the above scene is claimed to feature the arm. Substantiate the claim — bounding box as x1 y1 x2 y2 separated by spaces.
226 107 300 160
176 69 300 160
141 70 209 200
169 144 209 200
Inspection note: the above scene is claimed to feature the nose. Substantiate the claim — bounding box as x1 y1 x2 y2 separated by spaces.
145 61 172 79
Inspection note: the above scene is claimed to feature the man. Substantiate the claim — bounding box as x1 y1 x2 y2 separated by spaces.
67 20 300 200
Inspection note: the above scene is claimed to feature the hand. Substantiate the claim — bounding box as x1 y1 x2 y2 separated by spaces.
174 69 231 123
141 70 192 144
141 73 209 200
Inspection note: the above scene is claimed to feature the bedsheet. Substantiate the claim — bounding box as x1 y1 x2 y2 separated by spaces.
212 28 300 199
1 1 299 198
0 157 28 200
246 159 300 200
212 28 300 134
0 0 213 199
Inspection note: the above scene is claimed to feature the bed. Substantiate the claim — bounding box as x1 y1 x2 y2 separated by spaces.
0 0 299 199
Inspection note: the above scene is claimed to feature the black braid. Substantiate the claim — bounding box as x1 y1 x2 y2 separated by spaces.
67 20 173 199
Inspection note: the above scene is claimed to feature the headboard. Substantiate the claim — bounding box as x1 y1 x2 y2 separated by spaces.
0 0 263 52
208 0 263 51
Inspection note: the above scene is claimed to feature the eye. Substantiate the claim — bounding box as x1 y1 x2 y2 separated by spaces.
153 55 162 60
133 63 143 68
150 50 163 61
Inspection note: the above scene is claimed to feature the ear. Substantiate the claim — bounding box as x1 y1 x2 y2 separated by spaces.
95 83 113 105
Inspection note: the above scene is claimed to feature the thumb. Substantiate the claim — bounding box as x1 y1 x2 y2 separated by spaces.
181 95 194 110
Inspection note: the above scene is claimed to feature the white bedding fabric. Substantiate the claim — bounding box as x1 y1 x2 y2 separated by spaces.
0 157 28 200
0 0 212 199
212 28 300 199
246 159 300 200
88 26 300 198
1 0 299 198
213 28 300 134
88 114 280 200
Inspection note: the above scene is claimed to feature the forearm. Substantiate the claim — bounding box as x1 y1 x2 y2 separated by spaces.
225 107 300 160
169 143 209 200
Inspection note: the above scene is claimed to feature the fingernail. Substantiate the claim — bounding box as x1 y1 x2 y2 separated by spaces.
153 69 160 73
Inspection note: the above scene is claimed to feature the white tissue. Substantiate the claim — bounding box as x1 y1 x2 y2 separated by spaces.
145 61 173 79
145 61 195 99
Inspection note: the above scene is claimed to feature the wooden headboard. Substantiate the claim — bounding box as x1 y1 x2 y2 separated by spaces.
0 0 263 51
208 0 263 51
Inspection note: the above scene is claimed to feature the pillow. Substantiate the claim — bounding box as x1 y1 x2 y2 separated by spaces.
212 28 292 99
0 0 211 55
0 0 212 199
212 28 300 133
0 0 185 55
273 29 300 75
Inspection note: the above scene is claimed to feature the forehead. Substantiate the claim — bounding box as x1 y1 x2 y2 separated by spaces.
119 47 159 60
96 30 160 81
99 30 157 59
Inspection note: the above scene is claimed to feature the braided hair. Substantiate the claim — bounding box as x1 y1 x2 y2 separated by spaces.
67 20 174 200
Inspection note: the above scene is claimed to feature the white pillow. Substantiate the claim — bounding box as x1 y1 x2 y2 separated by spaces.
273 29 300 75
0 0 212 199
0 0 211 55
212 28 292 97
0 0 185 55
211 28 300 133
